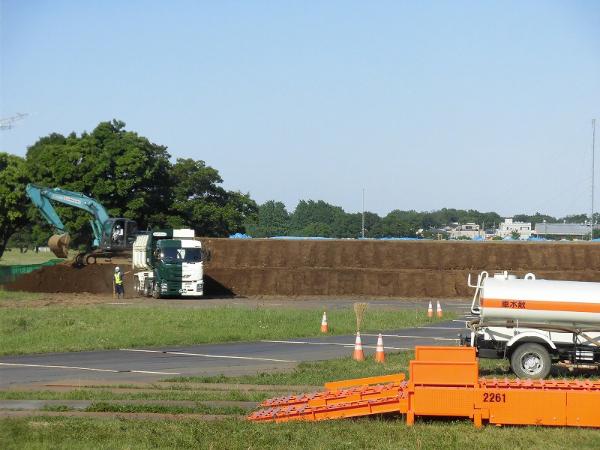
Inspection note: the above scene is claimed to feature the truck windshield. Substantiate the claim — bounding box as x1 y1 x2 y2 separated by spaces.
160 248 203 263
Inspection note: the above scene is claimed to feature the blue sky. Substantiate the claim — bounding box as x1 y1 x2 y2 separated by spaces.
1 1 599 217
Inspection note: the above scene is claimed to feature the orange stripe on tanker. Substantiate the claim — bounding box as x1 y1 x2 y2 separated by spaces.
481 298 600 314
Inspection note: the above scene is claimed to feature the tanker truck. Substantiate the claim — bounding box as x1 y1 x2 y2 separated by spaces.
132 229 204 298
466 271 600 379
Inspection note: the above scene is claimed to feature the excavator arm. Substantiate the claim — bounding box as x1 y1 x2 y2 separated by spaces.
26 184 111 257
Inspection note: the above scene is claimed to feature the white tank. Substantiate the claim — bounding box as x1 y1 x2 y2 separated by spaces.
478 273 600 327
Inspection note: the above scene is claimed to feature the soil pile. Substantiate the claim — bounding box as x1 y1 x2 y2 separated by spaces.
5 262 134 294
199 239 600 298
5 240 600 298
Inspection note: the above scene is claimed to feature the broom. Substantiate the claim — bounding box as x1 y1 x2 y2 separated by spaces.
353 302 368 332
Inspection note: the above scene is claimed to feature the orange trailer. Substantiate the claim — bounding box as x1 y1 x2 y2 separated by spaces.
248 346 600 427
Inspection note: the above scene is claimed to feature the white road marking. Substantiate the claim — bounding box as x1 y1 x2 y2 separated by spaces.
120 349 296 363
260 340 411 350
0 363 180 375
106 302 132 305
362 334 459 342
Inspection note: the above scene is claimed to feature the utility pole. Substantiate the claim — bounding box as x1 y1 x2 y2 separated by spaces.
361 188 365 239
592 119 597 240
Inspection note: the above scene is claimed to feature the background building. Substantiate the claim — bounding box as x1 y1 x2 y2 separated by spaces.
496 218 532 239
534 223 592 240
449 223 484 239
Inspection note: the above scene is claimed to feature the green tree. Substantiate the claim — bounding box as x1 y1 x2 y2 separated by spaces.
25 120 172 246
513 213 556 224
169 158 258 236
377 210 423 237
0 153 30 259
289 200 346 237
247 201 290 237
23 120 257 243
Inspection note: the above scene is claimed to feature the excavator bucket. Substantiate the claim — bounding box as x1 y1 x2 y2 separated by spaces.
48 233 70 258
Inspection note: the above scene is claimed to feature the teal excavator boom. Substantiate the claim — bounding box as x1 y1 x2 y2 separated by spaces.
26 184 138 262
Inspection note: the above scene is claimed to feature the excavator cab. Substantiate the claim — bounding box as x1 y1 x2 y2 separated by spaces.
100 219 138 251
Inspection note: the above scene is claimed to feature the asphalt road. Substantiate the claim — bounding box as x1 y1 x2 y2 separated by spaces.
0 314 472 388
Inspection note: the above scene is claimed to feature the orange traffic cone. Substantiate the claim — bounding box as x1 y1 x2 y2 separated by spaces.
352 332 365 361
436 301 443 318
374 333 385 363
321 312 329 333
427 300 433 318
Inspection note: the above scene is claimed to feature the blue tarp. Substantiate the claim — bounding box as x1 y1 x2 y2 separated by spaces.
229 233 252 239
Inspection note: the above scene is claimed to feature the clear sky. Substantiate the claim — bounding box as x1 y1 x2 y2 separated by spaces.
1 1 599 217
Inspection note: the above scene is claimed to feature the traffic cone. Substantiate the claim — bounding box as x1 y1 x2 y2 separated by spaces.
352 332 365 361
427 300 433 318
374 333 385 363
436 301 443 318
320 312 329 333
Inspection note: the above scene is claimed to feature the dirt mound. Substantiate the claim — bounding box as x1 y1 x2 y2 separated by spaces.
5 262 134 294
199 239 600 298
5 240 600 298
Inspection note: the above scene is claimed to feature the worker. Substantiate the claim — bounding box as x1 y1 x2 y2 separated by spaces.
112 224 124 244
113 266 125 299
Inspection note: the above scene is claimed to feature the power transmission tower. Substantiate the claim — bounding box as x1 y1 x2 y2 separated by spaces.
0 113 29 130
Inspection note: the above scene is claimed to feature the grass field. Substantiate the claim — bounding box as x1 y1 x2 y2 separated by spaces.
0 305 451 355
2 352 599 448
2 415 600 449
0 249 64 266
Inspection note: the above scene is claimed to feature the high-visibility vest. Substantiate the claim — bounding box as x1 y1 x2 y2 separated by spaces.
114 272 123 285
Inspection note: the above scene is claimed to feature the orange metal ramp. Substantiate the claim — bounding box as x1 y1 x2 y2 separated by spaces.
248 346 600 428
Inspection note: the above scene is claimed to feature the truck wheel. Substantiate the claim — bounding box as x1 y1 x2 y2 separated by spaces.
152 283 161 299
510 343 552 379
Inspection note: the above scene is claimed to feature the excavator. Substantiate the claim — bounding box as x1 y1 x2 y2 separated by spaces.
26 184 138 265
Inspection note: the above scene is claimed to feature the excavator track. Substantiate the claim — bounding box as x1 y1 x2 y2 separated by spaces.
248 346 600 428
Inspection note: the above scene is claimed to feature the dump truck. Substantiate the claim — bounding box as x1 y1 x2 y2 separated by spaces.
466 271 600 379
26 184 138 264
132 229 204 298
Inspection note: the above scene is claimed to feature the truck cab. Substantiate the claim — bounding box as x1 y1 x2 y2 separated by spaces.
132 229 204 298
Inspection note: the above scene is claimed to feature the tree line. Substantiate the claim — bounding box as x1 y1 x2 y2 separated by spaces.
245 201 592 239
1 120 595 259
1 120 257 258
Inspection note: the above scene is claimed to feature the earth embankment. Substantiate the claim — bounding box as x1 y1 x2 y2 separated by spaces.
5 240 600 298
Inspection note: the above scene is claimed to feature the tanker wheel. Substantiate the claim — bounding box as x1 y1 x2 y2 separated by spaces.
510 343 552 379
86 255 97 265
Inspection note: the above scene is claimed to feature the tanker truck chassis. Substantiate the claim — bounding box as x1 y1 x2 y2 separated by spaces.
466 271 600 379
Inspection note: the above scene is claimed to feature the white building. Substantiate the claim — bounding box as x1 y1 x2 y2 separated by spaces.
449 223 484 239
496 218 532 239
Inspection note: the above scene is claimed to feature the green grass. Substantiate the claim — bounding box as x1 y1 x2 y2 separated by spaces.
0 389 271 402
0 250 64 266
168 352 414 386
0 305 450 355
2 416 600 450
86 402 245 415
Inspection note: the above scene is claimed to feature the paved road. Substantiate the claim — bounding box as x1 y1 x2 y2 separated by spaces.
0 313 472 388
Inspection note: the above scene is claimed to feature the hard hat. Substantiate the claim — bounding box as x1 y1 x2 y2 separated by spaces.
115 267 120 272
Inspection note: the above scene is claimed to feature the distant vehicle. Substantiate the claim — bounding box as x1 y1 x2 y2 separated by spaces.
132 229 204 298
26 184 137 265
466 271 600 379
